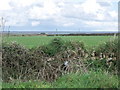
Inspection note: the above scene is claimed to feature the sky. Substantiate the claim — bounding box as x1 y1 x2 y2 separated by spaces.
0 0 118 32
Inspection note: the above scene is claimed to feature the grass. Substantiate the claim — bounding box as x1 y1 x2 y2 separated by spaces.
2 70 118 88
3 36 112 48
53 70 118 88
2 81 52 88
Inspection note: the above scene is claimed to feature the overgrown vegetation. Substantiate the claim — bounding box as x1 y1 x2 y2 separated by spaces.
2 38 88 82
86 37 118 73
2 70 118 88
2 36 119 88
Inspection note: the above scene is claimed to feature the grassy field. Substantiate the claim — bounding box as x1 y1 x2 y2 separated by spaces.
3 36 112 48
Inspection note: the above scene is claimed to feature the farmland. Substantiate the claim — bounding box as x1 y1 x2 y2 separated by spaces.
3 35 112 48
2 35 118 88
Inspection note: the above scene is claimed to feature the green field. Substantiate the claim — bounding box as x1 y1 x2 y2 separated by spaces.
3 36 113 48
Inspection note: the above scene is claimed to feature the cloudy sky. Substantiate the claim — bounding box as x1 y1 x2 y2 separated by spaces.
0 0 118 32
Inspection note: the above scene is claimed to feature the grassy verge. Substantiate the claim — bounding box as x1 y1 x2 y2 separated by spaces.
53 70 118 88
2 70 118 88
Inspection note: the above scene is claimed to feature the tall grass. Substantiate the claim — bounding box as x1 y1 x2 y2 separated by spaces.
2 70 118 88
53 70 118 88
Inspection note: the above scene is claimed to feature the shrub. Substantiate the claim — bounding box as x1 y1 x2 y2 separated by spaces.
2 42 44 82
84 59 107 70
40 38 65 56
95 37 118 57
87 37 118 73
37 38 87 57
2 39 88 82
2 42 31 82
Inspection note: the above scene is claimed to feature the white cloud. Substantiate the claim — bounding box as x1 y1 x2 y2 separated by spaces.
109 11 117 18
0 0 118 31
31 21 40 26
0 0 12 10
84 21 117 30
96 13 105 20
10 0 37 7
28 0 61 20
63 22 74 27
81 0 102 14
85 21 117 26
97 0 119 2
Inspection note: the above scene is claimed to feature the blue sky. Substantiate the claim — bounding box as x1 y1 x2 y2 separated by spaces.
0 0 118 32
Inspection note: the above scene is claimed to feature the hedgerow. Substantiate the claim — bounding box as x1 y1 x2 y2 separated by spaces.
2 37 118 82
